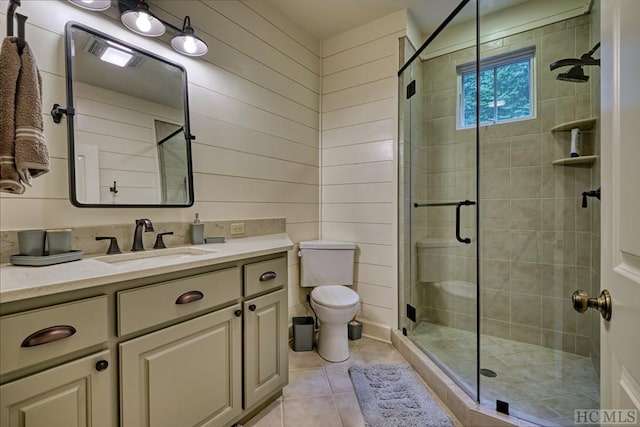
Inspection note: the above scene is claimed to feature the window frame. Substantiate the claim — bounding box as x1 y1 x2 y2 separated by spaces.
456 46 536 129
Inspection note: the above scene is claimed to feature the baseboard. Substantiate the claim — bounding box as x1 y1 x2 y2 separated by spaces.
360 319 391 342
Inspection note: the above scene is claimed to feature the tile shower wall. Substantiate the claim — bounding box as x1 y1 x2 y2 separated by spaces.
0 1 320 319
320 11 406 340
420 15 598 356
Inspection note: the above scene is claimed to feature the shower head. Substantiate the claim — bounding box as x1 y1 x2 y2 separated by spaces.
556 65 589 83
549 55 600 71
549 42 600 82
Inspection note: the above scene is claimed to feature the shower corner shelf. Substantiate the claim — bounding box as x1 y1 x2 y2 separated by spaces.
550 117 597 132
551 155 598 166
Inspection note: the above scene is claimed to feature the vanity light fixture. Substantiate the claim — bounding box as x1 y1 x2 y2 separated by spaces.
67 0 208 58
120 0 166 37
68 0 111 11
171 16 208 57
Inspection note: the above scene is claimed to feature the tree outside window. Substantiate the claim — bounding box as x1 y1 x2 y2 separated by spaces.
459 49 534 128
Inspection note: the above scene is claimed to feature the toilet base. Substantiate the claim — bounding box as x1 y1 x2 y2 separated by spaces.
316 321 350 362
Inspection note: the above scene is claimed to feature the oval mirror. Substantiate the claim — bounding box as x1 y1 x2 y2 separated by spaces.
64 22 194 207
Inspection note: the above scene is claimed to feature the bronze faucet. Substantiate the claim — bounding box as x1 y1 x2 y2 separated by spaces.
131 219 154 251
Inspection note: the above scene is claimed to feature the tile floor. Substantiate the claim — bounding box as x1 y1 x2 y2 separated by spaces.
244 337 460 427
411 322 600 427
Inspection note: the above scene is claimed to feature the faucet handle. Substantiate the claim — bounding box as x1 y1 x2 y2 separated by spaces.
153 232 173 249
96 236 121 255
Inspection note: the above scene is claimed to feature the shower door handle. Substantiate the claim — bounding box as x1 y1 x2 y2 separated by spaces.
455 200 476 244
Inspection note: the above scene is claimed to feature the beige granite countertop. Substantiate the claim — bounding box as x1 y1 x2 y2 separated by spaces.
0 234 293 303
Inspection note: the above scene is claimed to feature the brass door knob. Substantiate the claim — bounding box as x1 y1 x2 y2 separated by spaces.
572 289 612 321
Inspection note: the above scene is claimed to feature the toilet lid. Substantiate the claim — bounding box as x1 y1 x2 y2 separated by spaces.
311 285 359 308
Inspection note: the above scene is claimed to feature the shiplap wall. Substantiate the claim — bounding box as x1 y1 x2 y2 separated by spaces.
0 0 321 319
320 11 406 340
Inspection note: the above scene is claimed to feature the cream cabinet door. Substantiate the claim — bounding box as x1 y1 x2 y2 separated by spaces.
0 350 114 427
119 305 242 427
244 289 288 409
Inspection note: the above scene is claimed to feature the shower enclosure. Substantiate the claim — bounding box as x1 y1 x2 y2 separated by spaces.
398 1 602 425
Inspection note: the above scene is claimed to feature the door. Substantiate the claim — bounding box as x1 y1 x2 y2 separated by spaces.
600 0 640 419
244 289 288 409
0 350 114 427
119 306 242 427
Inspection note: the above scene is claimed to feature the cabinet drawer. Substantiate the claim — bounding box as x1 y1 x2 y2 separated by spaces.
0 296 108 376
117 267 241 336
244 256 287 297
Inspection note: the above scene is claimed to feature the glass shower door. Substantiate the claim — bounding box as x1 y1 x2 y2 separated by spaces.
399 0 480 401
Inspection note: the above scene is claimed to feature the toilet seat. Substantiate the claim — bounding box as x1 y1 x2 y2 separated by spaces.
311 285 359 309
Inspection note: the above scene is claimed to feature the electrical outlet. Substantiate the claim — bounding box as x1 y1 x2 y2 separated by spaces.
230 222 245 235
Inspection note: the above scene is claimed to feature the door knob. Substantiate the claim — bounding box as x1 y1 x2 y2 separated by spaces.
572 289 612 321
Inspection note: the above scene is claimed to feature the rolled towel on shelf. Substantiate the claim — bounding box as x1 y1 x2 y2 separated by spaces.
14 39 49 185
0 37 25 194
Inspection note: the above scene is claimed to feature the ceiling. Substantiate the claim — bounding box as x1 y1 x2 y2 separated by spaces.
265 0 531 42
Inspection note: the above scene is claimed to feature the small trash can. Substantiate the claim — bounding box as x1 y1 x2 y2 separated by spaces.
292 316 314 351
348 320 362 340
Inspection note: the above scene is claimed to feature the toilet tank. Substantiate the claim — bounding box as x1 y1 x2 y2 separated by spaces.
416 238 462 283
299 240 356 287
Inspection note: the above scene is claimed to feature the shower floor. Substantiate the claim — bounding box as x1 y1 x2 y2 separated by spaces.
411 321 600 427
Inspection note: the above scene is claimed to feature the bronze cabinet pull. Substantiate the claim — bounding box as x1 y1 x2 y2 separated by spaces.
249 304 257 312
259 271 277 282
95 360 109 372
175 290 204 304
234 309 242 317
21 325 77 347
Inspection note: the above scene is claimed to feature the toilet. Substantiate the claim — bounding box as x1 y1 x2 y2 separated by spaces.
299 240 359 362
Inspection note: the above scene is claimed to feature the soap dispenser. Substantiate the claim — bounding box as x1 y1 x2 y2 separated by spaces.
190 213 204 244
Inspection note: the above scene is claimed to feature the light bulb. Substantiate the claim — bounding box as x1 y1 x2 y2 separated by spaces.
136 13 152 33
183 36 197 54
82 0 94 3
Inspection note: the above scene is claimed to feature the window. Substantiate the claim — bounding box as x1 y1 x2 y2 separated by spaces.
458 47 535 128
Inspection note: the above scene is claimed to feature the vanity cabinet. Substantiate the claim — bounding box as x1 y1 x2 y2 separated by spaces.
0 294 113 427
120 305 242 427
243 256 288 409
0 350 113 427
0 251 288 427
244 288 287 409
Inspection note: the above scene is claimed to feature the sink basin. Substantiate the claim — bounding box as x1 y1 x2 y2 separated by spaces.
95 247 217 266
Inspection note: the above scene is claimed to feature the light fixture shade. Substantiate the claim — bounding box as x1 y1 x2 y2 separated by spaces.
120 1 165 37
68 0 112 11
171 16 208 57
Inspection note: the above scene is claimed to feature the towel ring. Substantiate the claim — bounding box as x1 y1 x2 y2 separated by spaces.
51 104 74 124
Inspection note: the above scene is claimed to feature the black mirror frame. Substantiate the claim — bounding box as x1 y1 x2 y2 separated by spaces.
64 22 195 208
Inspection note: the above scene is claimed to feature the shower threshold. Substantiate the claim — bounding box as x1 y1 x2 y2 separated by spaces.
393 323 599 427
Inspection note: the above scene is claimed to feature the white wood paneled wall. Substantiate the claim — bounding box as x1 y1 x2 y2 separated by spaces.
0 0 321 318
320 10 406 340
